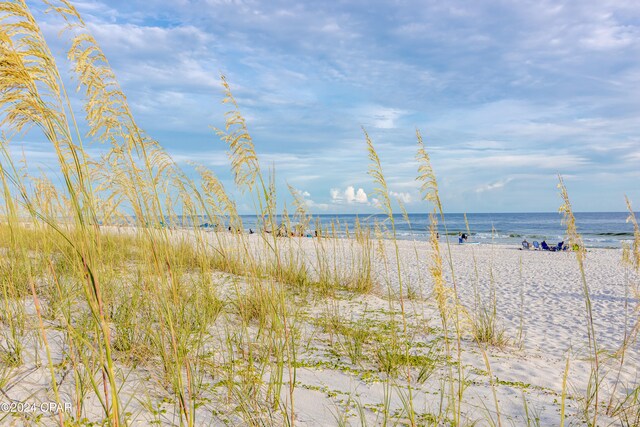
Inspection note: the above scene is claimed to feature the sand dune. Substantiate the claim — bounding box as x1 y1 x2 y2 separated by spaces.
2 229 638 425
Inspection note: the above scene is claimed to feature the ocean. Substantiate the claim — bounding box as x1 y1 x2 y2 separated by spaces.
231 212 637 248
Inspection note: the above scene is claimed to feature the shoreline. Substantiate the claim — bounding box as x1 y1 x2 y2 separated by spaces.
102 222 634 250
15 216 634 249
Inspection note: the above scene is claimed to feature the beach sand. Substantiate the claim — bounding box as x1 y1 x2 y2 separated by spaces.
2 230 638 426
265 235 640 425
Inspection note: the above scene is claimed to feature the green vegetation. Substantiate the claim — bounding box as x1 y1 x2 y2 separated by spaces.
0 1 639 426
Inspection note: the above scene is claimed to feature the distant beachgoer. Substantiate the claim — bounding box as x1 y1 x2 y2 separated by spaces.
458 232 463 244
461 232 468 242
541 240 550 250
249 228 254 234
522 239 530 250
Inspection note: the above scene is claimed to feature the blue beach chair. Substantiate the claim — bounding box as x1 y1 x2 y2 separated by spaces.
532 241 540 250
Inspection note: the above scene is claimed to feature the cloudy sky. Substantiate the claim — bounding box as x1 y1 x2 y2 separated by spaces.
24 0 640 213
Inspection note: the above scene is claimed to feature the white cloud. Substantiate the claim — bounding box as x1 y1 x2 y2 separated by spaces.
475 178 514 194
627 151 640 161
389 191 413 204
305 199 329 210
580 23 638 51
69 21 220 94
358 105 408 129
292 189 328 211
330 185 369 204
170 150 230 167
436 152 589 171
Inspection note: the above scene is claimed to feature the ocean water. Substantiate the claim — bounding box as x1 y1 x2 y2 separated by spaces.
230 212 637 248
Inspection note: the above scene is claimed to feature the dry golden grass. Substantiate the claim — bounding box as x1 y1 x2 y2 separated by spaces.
0 3 639 427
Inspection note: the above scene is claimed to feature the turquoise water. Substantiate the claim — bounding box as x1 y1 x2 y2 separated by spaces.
231 212 637 248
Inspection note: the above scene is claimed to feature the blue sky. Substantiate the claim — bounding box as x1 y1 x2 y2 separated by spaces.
22 0 640 213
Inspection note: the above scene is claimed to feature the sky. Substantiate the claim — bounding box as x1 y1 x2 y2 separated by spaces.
19 0 640 213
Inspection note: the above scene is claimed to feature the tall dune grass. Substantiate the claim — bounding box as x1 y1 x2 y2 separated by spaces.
1 2 639 426
558 175 600 426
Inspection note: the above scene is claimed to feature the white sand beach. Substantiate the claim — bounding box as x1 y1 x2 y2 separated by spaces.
255 235 640 425
2 229 638 426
